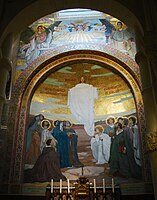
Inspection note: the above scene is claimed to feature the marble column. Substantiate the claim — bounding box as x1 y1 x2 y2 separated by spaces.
136 50 157 200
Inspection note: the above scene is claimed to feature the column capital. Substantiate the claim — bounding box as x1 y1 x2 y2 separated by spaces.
146 131 157 152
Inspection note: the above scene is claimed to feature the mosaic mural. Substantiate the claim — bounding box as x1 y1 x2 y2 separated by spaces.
15 9 136 81
30 63 136 121
8 9 144 187
24 63 142 184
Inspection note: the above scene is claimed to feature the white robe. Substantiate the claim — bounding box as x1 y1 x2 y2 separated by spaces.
40 129 55 152
68 83 98 136
91 134 111 164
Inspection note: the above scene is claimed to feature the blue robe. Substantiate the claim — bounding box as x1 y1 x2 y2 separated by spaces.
52 122 71 168
104 125 115 136
65 128 83 167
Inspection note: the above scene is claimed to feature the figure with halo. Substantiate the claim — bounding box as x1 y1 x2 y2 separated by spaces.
40 119 57 152
128 116 141 166
110 122 141 179
91 125 111 164
52 120 71 168
104 116 115 138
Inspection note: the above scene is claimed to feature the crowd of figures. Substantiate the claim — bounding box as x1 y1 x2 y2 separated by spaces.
24 114 142 183
24 114 83 183
91 116 142 179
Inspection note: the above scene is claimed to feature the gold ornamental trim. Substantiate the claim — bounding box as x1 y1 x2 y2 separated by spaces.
146 131 157 152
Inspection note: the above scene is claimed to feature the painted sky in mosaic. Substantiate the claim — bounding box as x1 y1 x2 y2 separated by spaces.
30 63 136 123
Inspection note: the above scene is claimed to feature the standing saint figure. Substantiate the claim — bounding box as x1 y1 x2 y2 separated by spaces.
128 116 141 166
26 114 44 152
104 116 115 137
68 77 98 136
25 130 41 164
109 122 141 179
40 119 57 152
52 120 71 168
63 120 83 167
91 125 111 164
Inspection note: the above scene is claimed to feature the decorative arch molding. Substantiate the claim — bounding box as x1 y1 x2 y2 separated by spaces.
9 50 148 183
14 44 141 88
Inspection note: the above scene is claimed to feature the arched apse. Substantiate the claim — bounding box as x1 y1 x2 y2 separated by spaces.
8 50 148 184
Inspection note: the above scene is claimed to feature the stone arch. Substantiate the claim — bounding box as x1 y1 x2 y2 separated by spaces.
9 50 147 183
2 0 148 186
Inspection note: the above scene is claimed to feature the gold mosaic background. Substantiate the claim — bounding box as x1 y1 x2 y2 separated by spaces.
31 62 136 122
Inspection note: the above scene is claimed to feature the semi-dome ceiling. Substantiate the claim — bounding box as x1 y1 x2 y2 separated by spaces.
16 8 136 80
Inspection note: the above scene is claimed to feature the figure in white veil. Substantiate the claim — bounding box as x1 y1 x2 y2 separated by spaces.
67 77 98 136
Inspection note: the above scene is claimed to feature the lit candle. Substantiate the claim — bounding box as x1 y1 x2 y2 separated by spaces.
60 179 62 194
94 179 96 193
103 178 105 193
112 178 114 193
51 179 53 194
67 179 70 194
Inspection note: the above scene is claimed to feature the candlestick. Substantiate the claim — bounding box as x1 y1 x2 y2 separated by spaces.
51 179 53 194
103 178 105 193
112 178 114 193
60 179 62 194
94 179 96 193
67 179 70 194
82 167 84 176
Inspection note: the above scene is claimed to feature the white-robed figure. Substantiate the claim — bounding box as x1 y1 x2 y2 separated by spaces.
68 77 98 136
91 125 111 164
40 120 57 152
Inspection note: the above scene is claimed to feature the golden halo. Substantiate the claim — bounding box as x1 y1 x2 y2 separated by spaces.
116 116 124 123
106 116 115 125
41 119 51 130
95 125 104 133
123 116 129 125
128 115 137 124
52 118 66 127
52 120 60 128
117 116 123 120
36 24 45 30
64 120 73 128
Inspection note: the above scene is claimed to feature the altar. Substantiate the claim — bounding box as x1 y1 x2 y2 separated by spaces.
45 175 120 200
